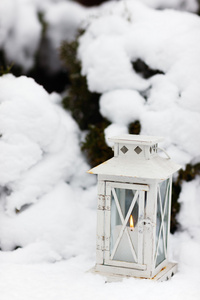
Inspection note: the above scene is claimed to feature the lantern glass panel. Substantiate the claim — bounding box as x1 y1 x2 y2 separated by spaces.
110 187 139 263
155 179 170 267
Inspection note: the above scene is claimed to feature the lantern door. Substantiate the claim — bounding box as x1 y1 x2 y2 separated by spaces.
104 182 149 270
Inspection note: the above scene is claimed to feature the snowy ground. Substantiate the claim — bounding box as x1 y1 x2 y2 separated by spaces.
0 231 200 300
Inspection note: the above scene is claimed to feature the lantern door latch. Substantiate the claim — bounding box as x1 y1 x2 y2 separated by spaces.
139 218 155 230
98 195 111 210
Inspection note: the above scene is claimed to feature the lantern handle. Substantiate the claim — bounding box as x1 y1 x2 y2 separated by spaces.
158 147 171 159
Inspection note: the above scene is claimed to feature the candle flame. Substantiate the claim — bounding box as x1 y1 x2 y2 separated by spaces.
130 215 134 229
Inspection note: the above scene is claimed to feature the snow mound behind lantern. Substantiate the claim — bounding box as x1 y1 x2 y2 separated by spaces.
0 182 97 260
78 0 200 167
0 74 81 214
0 74 95 257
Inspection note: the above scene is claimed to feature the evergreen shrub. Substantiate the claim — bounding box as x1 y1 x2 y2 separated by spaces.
60 33 200 234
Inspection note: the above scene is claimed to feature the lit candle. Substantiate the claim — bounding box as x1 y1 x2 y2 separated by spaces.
130 215 134 230
112 215 138 263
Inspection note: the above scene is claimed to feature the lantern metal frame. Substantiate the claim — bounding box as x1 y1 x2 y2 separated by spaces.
88 135 181 282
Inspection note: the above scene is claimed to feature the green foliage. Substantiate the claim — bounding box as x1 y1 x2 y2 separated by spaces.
197 0 200 15
128 120 141 135
60 36 145 167
171 181 181 233
73 0 109 7
0 50 13 76
60 36 112 167
178 163 200 182
60 33 200 236
60 39 103 130
37 12 48 37
132 59 164 79
81 119 142 169
170 163 200 233
81 121 113 167
0 49 23 77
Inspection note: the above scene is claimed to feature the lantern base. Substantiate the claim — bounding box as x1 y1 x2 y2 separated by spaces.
89 262 177 282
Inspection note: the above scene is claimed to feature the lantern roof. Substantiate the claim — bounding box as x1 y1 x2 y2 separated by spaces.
88 155 180 180
88 134 181 180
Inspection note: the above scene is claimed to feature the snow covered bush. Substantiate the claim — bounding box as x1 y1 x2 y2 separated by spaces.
0 74 96 260
0 0 199 92
0 0 87 72
0 0 42 72
137 0 199 12
60 0 200 232
60 38 103 130
77 0 200 165
0 74 79 211
0 0 90 93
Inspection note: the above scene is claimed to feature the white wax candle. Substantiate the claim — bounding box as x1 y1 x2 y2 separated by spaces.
112 225 138 263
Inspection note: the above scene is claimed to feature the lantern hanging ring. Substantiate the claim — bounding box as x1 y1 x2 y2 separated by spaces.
158 147 171 159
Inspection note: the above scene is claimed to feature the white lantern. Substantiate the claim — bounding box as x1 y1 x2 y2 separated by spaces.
88 134 181 282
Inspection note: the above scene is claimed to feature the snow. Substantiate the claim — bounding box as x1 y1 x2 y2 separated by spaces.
104 123 128 148
137 0 198 12
0 235 200 300
0 74 93 215
0 77 199 300
100 89 146 125
45 1 87 47
0 0 200 299
178 177 200 239
0 0 197 72
78 0 200 166
0 0 41 71
0 182 96 258
0 0 90 72
44 1 89 72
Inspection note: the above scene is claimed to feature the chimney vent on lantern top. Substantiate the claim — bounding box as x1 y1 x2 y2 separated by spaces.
88 134 180 180
109 134 164 160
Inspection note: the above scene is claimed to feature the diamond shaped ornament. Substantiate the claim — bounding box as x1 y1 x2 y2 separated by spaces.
134 146 142 154
120 146 128 154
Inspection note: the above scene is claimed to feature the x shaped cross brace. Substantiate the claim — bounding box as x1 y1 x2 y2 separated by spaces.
110 188 139 262
154 181 170 262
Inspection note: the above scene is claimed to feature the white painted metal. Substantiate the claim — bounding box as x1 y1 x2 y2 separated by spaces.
154 179 170 266
155 185 166 262
88 135 181 180
104 189 111 252
104 251 146 270
108 134 164 146
95 264 149 278
114 143 119 157
96 180 105 264
167 177 173 256
142 182 157 277
90 262 177 282
107 182 149 191
88 155 180 180
138 191 144 264
158 147 171 159
89 135 181 281
104 181 148 272
144 145 151 160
